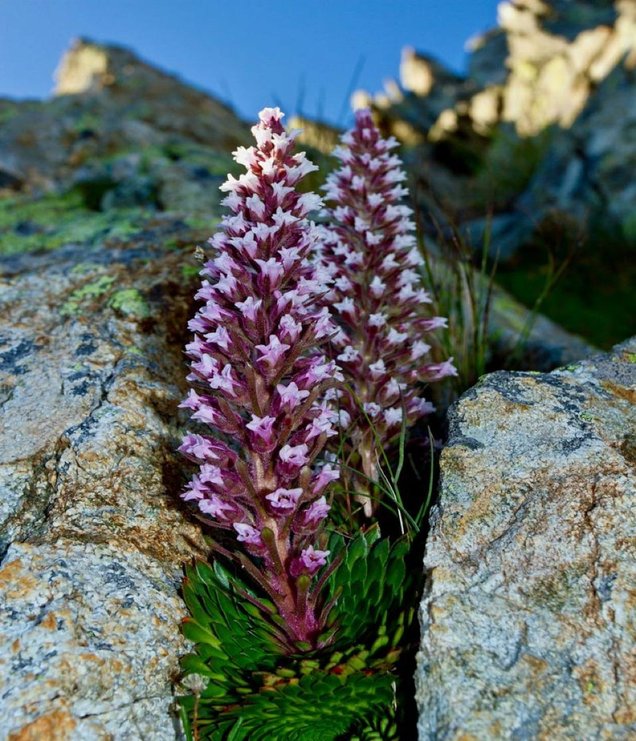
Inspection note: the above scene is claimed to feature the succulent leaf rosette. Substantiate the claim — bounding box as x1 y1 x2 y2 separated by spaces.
179 107 342 649
318 109 457 516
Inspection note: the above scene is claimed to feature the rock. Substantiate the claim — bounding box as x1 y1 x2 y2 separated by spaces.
355 0 636 235
416 337 636 738
0 236 209 738
400 48 463 97
488 283 598 369
0 38 248 736
341 1 636 345
289 115 341 155
54 38 246 149
0 39 246 195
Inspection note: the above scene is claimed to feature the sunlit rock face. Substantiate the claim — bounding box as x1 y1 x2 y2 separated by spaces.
364 1 636 137
351 1 636 349
416 337 636 739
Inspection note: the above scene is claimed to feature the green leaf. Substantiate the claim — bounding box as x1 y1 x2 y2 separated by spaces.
181 619 222 648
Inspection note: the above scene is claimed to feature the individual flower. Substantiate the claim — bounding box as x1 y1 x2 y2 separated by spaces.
318 109 456 516
180 107 341 649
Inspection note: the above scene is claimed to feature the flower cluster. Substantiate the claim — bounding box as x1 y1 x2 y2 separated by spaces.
318 109 456 516
179 107 341 646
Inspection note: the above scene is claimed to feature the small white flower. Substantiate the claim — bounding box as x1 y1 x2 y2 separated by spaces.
297 192 323 215
369 359 386 378
271 181 293 202
363 402 382 418
368 312 387 327
335 276 353 292
333 145 353 162
381 254 399 270
337 345 360 363
411 340 431 360
370 276 385 297
334 297 355 315
387 328 408 345
351 175 365 191
222 192 242 212
384 407 403 427
354 216 368 233
232 145 258 168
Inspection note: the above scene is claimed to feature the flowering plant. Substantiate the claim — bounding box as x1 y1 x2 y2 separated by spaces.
319 109 456 517
177 107 455 740
178 107 341 649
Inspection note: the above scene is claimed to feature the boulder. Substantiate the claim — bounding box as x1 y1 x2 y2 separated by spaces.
0 237 208 739
416 337 636 738
0 39 246 195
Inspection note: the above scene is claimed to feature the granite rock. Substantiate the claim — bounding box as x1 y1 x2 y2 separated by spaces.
416 337 636 739
0 238 208 739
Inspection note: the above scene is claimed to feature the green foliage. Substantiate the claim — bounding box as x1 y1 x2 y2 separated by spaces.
472 125 554 210
181 670 395 741
0 190 146 256
108 288 150 319
496 213 635 349
177 528 418 740
321 527 413 653
420 227 496 395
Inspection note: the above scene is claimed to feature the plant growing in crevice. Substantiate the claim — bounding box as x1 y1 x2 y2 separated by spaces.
178 106 341 651
176 107 455 741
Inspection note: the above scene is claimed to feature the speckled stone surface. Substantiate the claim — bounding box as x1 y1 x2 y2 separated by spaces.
416 338 636 739
0 240 208 739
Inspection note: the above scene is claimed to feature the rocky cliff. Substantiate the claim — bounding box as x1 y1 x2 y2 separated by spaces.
357 0 636 347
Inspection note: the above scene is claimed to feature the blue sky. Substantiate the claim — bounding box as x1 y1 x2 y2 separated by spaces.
0 1 500 125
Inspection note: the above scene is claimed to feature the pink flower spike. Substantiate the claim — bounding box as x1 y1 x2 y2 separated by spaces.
180 107 340 648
